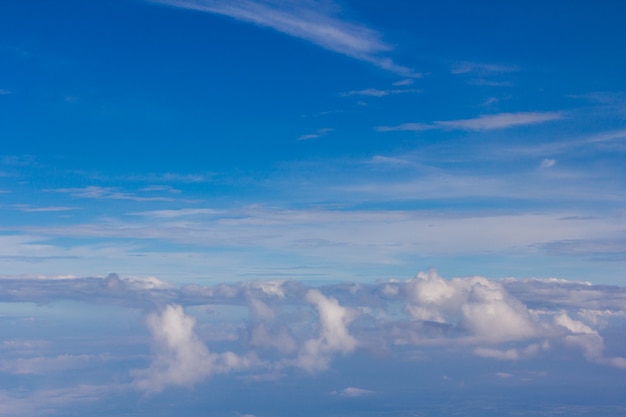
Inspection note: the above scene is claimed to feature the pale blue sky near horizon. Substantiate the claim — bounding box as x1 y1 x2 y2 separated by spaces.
1 1 626 415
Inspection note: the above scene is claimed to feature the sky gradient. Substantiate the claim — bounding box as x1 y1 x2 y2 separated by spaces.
1 0 626 415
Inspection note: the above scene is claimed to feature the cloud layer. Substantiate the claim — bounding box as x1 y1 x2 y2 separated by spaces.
3 271 624 391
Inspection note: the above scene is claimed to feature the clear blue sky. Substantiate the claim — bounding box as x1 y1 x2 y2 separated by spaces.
1 1 626 415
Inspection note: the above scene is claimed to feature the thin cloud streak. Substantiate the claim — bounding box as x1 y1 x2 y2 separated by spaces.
297 128 333 141
46 186 175 202
377 112 563 132
149 0 419 77
498 128 626 158
450 61 519 75
340 87 421 97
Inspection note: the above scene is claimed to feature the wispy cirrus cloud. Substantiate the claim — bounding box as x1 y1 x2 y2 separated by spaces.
13 205 78 213
451 61 518 75
149 0 419 77
340 87 421 98
377 111 563 132
451 62 518 87
297 127 333 141
0 354 99 375
46 186 175 201
497 128 626 158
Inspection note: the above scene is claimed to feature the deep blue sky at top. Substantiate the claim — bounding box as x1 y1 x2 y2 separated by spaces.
2 0 625 172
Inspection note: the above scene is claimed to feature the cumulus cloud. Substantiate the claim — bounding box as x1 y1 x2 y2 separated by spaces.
1 270 625 390
405 270 539 343
295 289 358 372
132 304 255 392
554 312 626 369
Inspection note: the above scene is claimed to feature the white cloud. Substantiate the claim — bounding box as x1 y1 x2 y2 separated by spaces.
450 62 518 75
9 204 626 281
0 354 97 375
132 304 255 392
554 312 626 368
405 271 540 343
370 155 413 166
295 289 358 372
392 78 414 86
540 158 556 169
297 127 333 141
15 205 78 213
493 128 626 159
377 112 563 132
1 339 48 350
2 272 626 377
47 186 175 201
332 386 375 397
438 112 563 130
460 279 539 342
0 385 114 417
340 88 420 97
375 122 431 132
150 0 418 76
131 208 223 218
473 343 547 361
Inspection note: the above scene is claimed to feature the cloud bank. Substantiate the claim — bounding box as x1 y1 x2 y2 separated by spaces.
132 304 255 392
2 271 625 392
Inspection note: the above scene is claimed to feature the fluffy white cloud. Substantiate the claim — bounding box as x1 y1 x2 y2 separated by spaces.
132 304 255 392
405 271 539 343
295 290 358 372
2 270 625 388
554 312 626 368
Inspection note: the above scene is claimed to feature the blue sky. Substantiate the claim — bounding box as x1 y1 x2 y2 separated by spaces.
1 0 626 415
